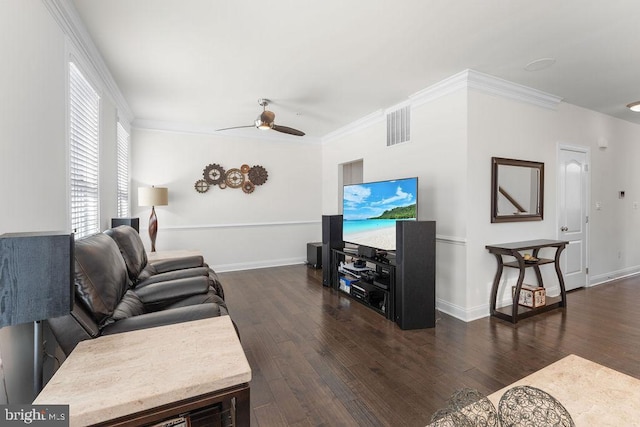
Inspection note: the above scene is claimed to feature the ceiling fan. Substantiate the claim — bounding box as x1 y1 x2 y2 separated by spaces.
217 98 305 136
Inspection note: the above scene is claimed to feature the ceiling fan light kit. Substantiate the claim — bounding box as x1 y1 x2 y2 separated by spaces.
217 98 305 136
627 101 640 112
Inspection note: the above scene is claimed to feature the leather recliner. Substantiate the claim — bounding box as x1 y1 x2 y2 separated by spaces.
104 225 224 299
48 231 229 356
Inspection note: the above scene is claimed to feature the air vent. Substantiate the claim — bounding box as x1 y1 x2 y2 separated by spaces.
387 105 411 146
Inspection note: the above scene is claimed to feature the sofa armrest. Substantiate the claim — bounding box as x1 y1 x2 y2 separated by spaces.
134 276 210 304
149 255 205 273
101 304 223 335
135 266 210 288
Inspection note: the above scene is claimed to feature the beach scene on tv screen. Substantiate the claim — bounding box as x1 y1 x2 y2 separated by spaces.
343 178 417 250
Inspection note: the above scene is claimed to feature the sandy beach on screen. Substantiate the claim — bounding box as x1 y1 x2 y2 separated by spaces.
344 226 395 250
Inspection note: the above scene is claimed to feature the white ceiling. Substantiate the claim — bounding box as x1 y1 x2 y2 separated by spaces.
71 0 640 140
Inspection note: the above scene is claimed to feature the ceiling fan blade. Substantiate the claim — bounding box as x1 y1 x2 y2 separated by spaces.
215 125 254 132
272 125 305 136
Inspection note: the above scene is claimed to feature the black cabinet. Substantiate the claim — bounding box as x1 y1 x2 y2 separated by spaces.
329 220 436 329
331 248 396 320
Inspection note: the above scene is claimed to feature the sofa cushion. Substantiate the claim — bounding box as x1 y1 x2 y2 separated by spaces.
104 225 148 281
74 233 130 325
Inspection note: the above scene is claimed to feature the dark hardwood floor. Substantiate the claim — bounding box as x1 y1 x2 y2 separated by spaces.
219 265 640 426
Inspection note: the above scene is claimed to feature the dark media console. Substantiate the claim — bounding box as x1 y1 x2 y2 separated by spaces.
323 217 436 330
332 247 396 319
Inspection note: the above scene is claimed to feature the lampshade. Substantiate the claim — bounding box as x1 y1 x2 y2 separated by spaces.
138 186 169 207
0 232 74 328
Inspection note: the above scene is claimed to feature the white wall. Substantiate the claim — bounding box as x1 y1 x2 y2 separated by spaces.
321 73 640 322
131 129 322 271
0 0 125 403
467 91 640 317
466 90 563 318
0 0 69 405
322 90 470 315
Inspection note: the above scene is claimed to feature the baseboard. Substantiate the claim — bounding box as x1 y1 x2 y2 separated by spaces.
436 298 488 322
590 266 640 287
214 257 306 273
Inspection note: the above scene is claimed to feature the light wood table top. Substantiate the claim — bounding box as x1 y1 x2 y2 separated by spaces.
488 354 640 426
34 316 250 426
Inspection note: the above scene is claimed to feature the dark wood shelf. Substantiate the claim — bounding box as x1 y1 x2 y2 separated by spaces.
333 249 395 321
486 239 569 324
503 258 554 268
493 295 564 322
340 286 387 316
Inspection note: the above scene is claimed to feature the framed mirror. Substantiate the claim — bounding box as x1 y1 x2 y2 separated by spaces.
491 157 544 223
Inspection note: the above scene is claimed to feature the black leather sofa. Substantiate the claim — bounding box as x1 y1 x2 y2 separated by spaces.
49 227 229 356
104 225 225 298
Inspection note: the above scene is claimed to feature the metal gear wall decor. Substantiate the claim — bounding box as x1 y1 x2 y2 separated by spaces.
194 163 268 195
248 165 268 185
194 179 210 193
203 163 225 184
242 181 255 194
225 168 244 188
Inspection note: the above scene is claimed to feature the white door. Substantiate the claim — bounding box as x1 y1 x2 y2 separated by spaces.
558 147 588 290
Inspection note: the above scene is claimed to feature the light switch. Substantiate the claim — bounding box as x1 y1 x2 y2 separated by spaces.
595 202 602 210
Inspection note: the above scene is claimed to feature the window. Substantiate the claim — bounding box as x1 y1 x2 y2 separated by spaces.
116 122 129 217
69 62 100 239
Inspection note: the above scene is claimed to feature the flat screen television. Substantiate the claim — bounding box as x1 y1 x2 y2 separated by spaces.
342 177 418 251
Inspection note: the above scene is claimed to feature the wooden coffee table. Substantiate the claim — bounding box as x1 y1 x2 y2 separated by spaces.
34 316 250 426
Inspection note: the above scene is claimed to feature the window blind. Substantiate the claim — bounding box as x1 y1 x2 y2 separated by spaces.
116 122 129 217
69 62 100 239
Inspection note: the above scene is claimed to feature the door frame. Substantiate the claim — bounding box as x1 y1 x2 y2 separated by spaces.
557 143 591 287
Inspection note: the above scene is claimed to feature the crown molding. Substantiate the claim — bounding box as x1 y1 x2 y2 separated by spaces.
409 69 562 110
132 119 322 144
41 0 134 124
408 70 471 108
465 69 563 110
321 69 563 143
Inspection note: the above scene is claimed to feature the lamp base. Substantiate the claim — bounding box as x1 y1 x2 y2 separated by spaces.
149 206 158 252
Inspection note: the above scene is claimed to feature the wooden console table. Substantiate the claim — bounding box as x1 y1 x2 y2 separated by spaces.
485 239 568 324
34 316 251 426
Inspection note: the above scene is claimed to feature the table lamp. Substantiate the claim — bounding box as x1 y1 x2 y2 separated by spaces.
0 232 74 396
138 186 169 252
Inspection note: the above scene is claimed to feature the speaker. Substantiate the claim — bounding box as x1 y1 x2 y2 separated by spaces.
307 242 322 269
395 220 436 329
111 217 140 232
322 215 343 286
